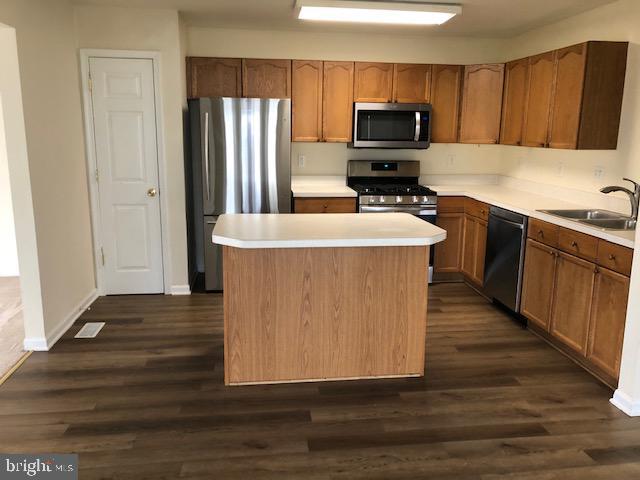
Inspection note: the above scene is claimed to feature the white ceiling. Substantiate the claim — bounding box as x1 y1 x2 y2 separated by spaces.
71 0 618 37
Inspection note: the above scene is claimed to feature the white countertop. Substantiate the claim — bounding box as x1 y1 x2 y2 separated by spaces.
291 176 357 198
212 213 446 249
430 184 636 249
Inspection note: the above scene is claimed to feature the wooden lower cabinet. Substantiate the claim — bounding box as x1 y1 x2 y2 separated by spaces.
461 214 487 286
434 213 464 272
293 197 357 214
520 239 557 331
549 252 596 355
587 267 630 378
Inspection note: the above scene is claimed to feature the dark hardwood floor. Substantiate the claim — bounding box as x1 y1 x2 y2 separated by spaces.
1 282 640 479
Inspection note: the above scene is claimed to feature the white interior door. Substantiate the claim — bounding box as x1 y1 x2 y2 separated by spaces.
89 57 164 294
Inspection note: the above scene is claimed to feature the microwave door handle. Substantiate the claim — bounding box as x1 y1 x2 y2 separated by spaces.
414 112 421 142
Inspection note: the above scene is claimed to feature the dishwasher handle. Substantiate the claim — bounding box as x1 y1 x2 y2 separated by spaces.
490 215 525 230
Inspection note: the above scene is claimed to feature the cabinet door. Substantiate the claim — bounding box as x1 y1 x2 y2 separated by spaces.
434 213 464 272
292 60 323 142
430 65 463 143
521 239 557 330
187 57 241 98
548 43 587 149
587 267 629 378
459 64 505 144
461 215 475 278
323 61 355 143
474 218 488 285
242 59 292 98
500 58 529 146
550 252 595 354
354 62 393 102
393 64 431 103
522 52 555 147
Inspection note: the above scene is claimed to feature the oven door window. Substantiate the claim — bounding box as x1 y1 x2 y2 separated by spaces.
356 110 419 142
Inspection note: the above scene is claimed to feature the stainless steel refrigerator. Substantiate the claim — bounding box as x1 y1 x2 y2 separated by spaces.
187 97 291 291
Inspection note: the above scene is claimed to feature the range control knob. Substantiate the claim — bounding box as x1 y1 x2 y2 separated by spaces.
379 196 386 203
422 196 429 203
396 196 402 203
412 195 418 203
368 197 375 203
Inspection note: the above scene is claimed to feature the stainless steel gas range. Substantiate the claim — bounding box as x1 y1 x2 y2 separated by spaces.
347 160 438 282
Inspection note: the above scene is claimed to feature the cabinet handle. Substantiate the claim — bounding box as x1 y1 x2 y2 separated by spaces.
538 229 544 237
594 266 600 274
609 254 616 261
571 241 578 247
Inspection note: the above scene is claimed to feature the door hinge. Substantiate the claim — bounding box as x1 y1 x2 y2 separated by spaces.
95 168 99 183
100 247 105 266
88 74 93 93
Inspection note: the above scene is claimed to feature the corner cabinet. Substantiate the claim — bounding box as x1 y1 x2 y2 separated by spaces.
459 64 505 144
522 51 555 148
500 58 529 146
520 218 633 385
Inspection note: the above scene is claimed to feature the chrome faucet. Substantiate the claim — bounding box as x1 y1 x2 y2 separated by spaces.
600 178 640 221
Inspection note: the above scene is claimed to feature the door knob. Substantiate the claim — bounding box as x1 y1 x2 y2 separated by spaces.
147 187 157 197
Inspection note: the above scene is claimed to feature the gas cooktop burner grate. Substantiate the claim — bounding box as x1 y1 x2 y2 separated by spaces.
351 183 436 196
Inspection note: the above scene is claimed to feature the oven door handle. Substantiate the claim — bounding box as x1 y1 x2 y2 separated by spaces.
360 205 436 215
414 111 421 142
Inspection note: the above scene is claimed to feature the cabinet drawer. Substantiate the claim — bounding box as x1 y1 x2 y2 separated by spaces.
294 197 357 213
464 198 489 221
597 240 633 276
527 218 559 247
558 227 598 262
437 196 465 213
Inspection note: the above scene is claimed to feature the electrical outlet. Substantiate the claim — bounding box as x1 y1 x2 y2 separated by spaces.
594 166 605 179
298 154 306 168
556 161 565 177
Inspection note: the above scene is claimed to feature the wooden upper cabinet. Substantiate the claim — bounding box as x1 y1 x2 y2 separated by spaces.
323 61 354 143
292 60 323 142
393 64 431 103
521 239 557 331
459 63 505 144
354 62 394 102
187 57 241 98
522 52 555 147
548 44 587 149
500 58 529 146
430 64 463 143
550 252 596 355
242 59 291 98
587 267 629 378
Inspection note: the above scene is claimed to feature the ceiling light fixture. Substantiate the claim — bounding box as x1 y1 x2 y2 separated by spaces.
296 0 461 26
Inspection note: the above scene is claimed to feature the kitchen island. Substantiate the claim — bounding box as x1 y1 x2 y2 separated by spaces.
213 213 446 385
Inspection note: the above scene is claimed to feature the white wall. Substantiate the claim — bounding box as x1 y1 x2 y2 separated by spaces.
0 22 45 343
74 5 189 292
0 0 95 346
187 25 507 177
500 0 640 194
0 95 19 277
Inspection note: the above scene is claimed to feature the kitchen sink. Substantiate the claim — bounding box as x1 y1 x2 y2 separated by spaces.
540 209 625 220
579 218 637 230
538 208 636 231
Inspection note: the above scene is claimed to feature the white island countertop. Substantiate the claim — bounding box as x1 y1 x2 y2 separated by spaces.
212 213 446 249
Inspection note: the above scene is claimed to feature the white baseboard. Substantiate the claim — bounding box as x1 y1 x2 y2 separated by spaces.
170 284 191 295
611 389 640 416
23 289 98 352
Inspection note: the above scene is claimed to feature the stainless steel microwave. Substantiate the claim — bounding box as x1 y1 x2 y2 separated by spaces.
351 102 432 149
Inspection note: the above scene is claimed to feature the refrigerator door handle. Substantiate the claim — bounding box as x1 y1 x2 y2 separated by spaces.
204 111 210 201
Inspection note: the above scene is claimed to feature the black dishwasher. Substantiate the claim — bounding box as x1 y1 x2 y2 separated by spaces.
483 206 528 313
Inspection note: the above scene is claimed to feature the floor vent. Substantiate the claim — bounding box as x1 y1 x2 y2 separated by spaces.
75 322 105 339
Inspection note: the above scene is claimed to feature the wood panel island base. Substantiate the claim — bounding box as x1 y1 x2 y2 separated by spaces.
213 213 446 385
